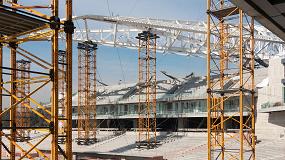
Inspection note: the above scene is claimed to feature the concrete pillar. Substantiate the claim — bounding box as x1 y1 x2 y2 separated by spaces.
107 119 111 128
133 119 137 129
178 118 185 129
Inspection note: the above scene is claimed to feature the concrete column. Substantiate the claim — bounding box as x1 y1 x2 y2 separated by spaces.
178 118 185 129
107 119 111 128
133 119 137 128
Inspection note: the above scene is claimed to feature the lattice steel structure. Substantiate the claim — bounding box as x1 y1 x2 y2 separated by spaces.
16 59 31 142
77 41 97 145
0 0 74 159
207 0 255 160
58 50 67 144
72 15 284 59
136 31 158 149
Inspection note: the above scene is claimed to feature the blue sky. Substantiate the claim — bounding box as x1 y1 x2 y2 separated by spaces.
3 0 207 104
71 0 207 85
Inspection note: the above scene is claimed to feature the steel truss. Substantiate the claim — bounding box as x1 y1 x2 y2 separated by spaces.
0 0 73 159
72 15 284 59
136 31 158 149
16 59 31 142
207 0 255 160
77 41 97 145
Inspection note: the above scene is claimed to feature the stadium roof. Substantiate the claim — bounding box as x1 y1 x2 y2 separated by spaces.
231 0 285 41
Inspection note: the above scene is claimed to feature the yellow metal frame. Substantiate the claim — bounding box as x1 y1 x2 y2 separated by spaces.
137 31 158 149
16 60 31 142
77 42 97 145
207 0 255 159
0 0 73 159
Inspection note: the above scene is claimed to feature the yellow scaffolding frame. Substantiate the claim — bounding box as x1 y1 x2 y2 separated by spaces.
16 59 31 142
136 31 158 149
77 41 97 145
207 0 255 159
0 0 74 159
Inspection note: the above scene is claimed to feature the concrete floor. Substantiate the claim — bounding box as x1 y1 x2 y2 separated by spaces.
1 131 285 159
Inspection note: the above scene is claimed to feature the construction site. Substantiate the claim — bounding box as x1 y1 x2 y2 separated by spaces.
0 0 284 159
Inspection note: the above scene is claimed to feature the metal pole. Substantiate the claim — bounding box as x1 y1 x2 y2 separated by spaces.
239 9 244 160
0 0 3 157
51 0 59 159
0 27 2 160
10 1 18 159
219 2 225 158
250 17 256 160
10 43 16 160
206 0 211 159
65 0 73 158
138 38 142 147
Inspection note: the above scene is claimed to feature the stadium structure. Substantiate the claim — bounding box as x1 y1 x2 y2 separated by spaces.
69 57 285 140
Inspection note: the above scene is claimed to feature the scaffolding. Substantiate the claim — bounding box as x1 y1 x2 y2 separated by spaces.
207 0 255 160
16 59 31 142
136 31 159 149
0 0 74 159
77 41 97 145
58 50 67 144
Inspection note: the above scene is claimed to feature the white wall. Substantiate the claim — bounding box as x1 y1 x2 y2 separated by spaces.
256 58 285 139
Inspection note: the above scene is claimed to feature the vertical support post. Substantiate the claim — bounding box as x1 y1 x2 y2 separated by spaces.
51 0 59 159
137 37 142 147
0 0 3 152
153 35 157 145
0 37 2 160
239 9 244 160
65 0 73 158
0 43 2 160
0 0 3 155
9 43 17 160
250 17 256 160
10 1 18 159
206 0 211 159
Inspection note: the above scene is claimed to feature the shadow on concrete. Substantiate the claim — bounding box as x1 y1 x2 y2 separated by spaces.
109 132 184 153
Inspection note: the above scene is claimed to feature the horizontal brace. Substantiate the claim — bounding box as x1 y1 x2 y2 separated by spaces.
58 62 68 65
0 126 50 129
11 6 51 9
2 72 12 75
58 135 67 138
0 66 50 76
59 118 68 120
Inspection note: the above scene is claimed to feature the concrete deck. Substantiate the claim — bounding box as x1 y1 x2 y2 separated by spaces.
1 131 284 159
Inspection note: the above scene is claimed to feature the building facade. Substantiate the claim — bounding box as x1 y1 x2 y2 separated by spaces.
70 58 285 139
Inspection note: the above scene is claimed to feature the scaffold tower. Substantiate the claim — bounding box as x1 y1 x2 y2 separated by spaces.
136 31 159 149
207 0 255 159
58 50 67 144
16 59 31 142
0 0 74 159
77 41 97 145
